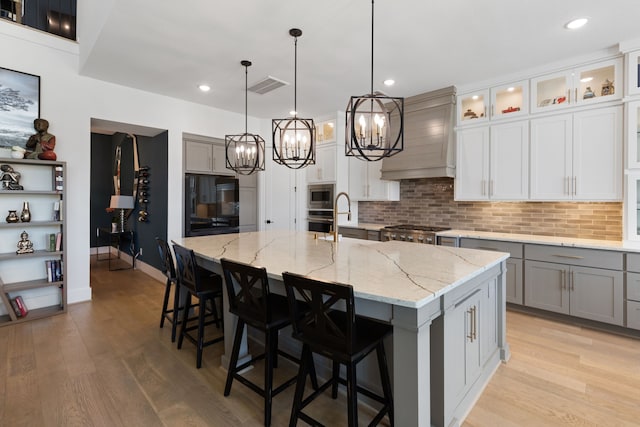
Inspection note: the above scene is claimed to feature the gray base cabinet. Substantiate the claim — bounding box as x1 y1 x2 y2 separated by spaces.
432 272 502 427
524 245 624 326
460 238 523 305
624 254 640 330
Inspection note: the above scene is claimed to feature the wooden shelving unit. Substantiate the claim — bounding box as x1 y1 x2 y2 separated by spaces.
0 158 66 326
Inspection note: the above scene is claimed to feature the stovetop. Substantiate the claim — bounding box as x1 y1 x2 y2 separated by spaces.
383 224 450 233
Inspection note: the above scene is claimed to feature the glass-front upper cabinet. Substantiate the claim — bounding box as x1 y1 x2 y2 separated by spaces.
627 101 640 169
490 80 528 120
624 172 640 246
457 90 489 125
626 50 640 96
531 58 622 113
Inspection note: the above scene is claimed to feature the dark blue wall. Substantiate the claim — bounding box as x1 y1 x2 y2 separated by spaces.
90 131 168 271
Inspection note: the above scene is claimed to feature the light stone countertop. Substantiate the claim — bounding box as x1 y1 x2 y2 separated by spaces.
174 230 508 309
437 229 637 252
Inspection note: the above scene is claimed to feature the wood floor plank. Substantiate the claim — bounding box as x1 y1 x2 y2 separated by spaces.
2 257 640 426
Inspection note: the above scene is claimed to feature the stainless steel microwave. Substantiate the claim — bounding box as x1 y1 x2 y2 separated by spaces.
308 184 334 209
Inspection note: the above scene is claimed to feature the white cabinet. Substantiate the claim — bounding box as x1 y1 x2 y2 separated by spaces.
624 50 640 97
0 159 67 326
184 140 234 176
306 143 336 183
238 174 257 233
457 80 528 126
348 158 399 201
455 120 529 200
531 58 622 113
530 106 622 200
524 245 624 326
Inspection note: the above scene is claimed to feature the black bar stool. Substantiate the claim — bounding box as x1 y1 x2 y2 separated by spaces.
172 242 224 369
156 237 180 342
220 258 318 427
282 272 394 427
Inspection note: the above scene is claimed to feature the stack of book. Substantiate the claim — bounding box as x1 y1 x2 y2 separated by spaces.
45 259 63 282
10 296 28 317
46 232 63 252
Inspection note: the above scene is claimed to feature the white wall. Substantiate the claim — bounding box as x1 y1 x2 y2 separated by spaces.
0 22 259 305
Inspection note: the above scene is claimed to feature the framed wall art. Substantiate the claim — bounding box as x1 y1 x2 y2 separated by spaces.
0 67 40 149
315 119 336 144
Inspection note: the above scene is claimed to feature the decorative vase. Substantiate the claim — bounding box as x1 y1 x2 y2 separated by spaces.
20 201 31 223
6 210 19 223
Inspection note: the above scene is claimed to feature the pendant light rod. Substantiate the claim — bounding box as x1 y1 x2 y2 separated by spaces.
290 28 302 115
370 0 374 94
241 60 251 134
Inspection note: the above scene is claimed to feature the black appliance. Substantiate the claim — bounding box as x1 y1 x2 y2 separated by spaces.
308 209 333 233
185 174 240 237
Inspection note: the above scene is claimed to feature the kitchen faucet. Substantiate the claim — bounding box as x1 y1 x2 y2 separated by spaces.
332 191 352 242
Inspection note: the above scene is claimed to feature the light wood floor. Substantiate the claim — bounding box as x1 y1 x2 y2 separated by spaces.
0 258 638 426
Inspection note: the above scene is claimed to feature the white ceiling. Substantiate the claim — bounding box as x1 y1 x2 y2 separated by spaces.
79 0 640 120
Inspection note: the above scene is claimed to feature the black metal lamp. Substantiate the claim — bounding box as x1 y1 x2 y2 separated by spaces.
225 60 266 175
346 0 404 161
272 28 316 169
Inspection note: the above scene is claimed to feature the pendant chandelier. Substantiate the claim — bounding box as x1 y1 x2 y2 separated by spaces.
346 0 404 161
225 60 266 175
272 28 316 169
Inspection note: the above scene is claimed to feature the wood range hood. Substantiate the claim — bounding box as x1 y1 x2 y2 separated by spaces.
381 86 456 180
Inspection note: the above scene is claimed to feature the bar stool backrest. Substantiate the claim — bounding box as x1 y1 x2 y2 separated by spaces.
221 258 272 326
282 272 356 356
155 237 176 281
172 243 201 293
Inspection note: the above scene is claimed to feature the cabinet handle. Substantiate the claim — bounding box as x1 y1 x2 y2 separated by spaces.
565 176 569 195
561 270 566 290
575 88 578 104
484 106 487 118
551 254 584 260
490 180 494 197
472 306 477 341
573 176 577 196
467 307 474 342
567 89 571 104
477 246 500 251
571 271 575 291
491 105 495 117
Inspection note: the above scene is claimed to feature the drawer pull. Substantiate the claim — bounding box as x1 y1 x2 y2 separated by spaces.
478 246 500 251
551 254 584 260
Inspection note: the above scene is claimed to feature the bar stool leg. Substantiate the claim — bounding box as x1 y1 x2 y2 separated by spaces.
170 282 181 342
377 344 394 426
224 318 246 396
289 344 310 427
346 362 358 427
264 329 275 426
196 297 207 369
331 361 340 399
160 277 171 328
177 295 192 350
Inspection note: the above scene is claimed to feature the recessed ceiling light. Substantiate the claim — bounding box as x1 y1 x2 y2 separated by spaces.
198 84 211 92
565 18 588 30
472 95 479 100
507 87 515 92
383 79 395 86
289 110 297 116
580 77 593 83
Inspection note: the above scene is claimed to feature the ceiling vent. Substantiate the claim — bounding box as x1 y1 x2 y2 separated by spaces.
248 76 289 94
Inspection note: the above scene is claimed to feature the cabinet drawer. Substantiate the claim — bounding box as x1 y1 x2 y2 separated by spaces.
626 253 640 273
627 301 640 330
627 272 640 302
460 238 523 258
340 227 367 240
525 244 622 270
367 230 380 241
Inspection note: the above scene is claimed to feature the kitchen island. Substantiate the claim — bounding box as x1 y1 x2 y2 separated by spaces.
173 230 510 427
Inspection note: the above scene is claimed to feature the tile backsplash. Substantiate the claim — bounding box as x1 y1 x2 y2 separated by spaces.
358 178 623 241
